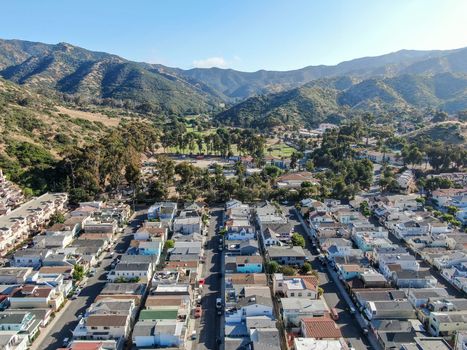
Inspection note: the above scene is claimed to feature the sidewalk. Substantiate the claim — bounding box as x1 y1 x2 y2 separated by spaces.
30 299 73 350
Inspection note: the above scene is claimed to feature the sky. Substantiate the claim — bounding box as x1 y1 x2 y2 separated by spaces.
2 0 467 72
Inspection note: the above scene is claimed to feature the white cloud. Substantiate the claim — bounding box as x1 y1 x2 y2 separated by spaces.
193 56 228 68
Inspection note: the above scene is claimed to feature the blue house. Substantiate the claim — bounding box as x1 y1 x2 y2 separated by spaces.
235 255 263 273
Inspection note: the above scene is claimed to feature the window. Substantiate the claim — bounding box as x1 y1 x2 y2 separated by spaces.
91 326 97 330
104 326 110 330
298 293 302 297
290 293 295 297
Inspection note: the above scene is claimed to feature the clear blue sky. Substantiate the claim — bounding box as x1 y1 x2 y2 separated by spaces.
2 0 467 72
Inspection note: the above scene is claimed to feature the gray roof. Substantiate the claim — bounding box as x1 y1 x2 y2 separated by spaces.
371 319 413 332
132 322 154 337
280 298 326 312
101 283 145 295
0 311 29 324
115 263 150 271
246 316 277 329
267 245 306 258
395 269 433 280
250 328 281 350
120 255 156 264
372 300 414 311
262 222 293 235
236 295 273 309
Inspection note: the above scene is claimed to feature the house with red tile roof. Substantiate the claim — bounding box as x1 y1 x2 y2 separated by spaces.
300 317 343 339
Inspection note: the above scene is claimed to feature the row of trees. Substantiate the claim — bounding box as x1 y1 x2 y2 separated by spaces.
161 121 266 163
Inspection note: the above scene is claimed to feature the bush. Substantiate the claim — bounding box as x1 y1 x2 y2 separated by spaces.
164 240 174 249
301 262 312 274
291 233 306 248
279 265 296 276
266 261 280 274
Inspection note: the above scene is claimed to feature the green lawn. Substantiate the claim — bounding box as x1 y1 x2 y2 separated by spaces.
268 143 296 157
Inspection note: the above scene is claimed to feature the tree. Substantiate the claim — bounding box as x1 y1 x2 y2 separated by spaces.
49 211 65 225
266 261 280 274
359 201 371 217
301 262 312 274
72 265 84 281
291 233 306 247
164 240 174 249
447 206 459 216
305 160 314 172
279 265 296 276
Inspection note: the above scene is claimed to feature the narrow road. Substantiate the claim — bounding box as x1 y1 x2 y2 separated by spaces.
32 209 146 350
284 206 374 350
194 208 222 350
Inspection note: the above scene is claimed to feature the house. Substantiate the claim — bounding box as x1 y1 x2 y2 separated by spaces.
392 269 437 288
428 310 467 336
0 267 34 284
225 239 259 256
225 295 274 323
379 254 419 278
0 332 28 350
96 283 146 306
249 327 281 350
73 299 135 341
0 311 40 343
134 224 167 242
225 223 255 240
294 338 347 350
0 193 67 256
280 298 327 327
224 273 268 304
354 290 407 310
371 319 417 350
9 285 64 311
336 264 365 281
364 300 416 320
261 222 294 246
83 218 118 235
360 269 389 288
12 249 50 268
407 288 449 308
173 216 202 235
273 274 318 299
107 262 153 283
168 241 202 261
276 172 320 189
73 315 132 341
266 246 307 266
147 202 177 222
231 256 263 273
300 317 343 340
132 320 184 348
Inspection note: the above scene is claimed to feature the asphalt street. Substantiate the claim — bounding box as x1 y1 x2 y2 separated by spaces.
32 209 147 350
194 208 223 350
283 206 372 350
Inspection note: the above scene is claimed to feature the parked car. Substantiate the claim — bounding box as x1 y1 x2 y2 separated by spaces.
198 278 205 285
216 298 223 309
191 330 197 340
194 307 202 318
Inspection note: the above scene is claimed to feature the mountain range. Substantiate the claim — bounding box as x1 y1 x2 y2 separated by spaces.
2 38 467 124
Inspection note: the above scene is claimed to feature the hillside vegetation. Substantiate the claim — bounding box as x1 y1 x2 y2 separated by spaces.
0 78 117 193
216 73 467 128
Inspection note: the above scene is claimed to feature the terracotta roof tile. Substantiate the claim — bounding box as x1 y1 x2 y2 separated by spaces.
301 317 342 339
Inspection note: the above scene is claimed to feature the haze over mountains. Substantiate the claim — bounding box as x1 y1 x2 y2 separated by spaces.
1 38 467 125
